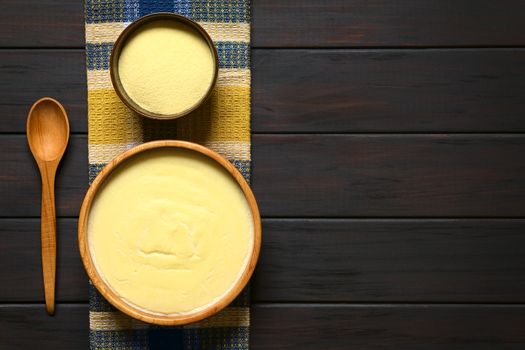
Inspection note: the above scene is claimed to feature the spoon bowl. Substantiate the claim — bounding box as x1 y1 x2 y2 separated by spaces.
27 98 69 162
26 97 70 316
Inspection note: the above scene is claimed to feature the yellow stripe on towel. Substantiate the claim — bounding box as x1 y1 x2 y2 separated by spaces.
90 311 149 331
88 89 143 144
89 86 249 145
90 307 249 331
176 85 250 142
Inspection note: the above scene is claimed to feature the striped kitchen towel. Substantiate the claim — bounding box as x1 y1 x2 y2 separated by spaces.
85 1 251 348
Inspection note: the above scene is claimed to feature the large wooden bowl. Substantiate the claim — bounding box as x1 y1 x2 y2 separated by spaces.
78 140 261 325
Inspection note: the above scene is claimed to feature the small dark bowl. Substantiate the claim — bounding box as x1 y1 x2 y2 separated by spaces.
110 13 219 120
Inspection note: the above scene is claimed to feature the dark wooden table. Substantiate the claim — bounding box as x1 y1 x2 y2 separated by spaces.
2 1 525 348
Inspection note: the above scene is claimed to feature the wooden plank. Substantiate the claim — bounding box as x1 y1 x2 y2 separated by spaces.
2 134 525 217
4 49 525 133
0 305 88 350
253 49 525 132
0 1 84 47
1 304 524 349
3 218 525 303
252 0 525 47
252 134 525 217
0 219 86 302
254 219 525 302
2 1 525 47
0 135 87 217
252 304 525 349
0 50 87 133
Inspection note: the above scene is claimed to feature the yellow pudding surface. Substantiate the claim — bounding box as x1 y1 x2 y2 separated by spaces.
118 19 214 115
87 148 254 315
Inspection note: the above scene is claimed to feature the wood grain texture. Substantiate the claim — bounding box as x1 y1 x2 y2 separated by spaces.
3 134 525 217
2 1 525 48
4 49 525 133
0 1 84 47
4 218 525 303
27 97 71 315
253 49 525 132
252 134 525 217
252 304 525 349
0 219 86 302
1 304 525 349
0 305 88 350
1 0 524 348
254 219 525 302
0 50 86 133
0 135 87 217
252 0 525 47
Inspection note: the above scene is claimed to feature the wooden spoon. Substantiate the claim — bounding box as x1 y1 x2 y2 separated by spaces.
26 97 70 315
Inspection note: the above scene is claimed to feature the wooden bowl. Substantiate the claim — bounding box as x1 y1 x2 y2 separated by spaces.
78 140 261 325
110 13 219 120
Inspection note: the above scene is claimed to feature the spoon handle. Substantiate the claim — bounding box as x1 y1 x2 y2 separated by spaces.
40 163 57 316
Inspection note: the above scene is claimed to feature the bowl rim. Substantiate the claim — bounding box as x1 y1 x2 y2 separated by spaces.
78 140 261 325
109 13 219 120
